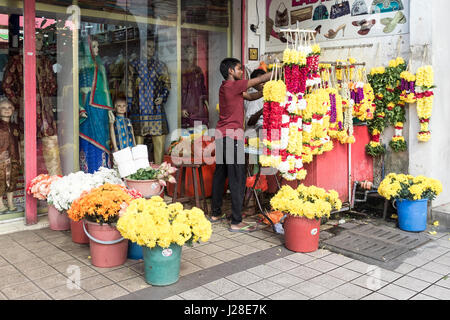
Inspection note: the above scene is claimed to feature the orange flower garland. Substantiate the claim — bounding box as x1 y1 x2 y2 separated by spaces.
67 183 132 225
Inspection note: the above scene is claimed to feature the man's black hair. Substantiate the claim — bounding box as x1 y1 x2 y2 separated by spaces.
250 68 266 79
220 58 241 80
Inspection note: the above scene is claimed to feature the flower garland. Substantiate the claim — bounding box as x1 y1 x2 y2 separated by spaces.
389 122 407 152
400 71 416 104
415 65 435 142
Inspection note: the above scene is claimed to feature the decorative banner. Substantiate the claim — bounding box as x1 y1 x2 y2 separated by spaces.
266 0 410 52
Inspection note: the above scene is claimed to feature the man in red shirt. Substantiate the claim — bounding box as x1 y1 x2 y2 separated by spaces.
210 58 271 232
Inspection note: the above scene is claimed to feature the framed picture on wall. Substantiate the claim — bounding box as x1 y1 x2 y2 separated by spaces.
249 47 258 61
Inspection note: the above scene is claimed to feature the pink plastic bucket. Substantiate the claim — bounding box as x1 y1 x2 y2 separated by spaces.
47 205 70 231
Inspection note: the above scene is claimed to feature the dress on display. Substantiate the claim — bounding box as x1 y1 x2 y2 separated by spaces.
181 66 208 128
0 120 20 196
2 54 57 138
127 57 171 137
79 37 113 173
113 115 135 150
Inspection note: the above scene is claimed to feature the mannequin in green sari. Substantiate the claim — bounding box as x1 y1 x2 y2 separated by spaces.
79 36 114 173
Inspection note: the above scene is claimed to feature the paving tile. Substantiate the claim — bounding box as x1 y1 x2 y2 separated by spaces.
42 252 74 265
287 265 323 280
434 255 450 267
342 260 372 274
290 281 328 298
226 270 262 286
351 274 388 291
247 279 284 297
202 278 241 296
268 288 309 300
310 273 346 290
15 291 52 300
179 261 202 276
409 293 438 300
377 284 416 300
32 246 65 258
400 254 429 267
2 251 37 264
164 295 184 300
46 284 83 300
327 267 362 282
190 255 223 269
304 259 338 273
392 262 417 274
89 284 129 300
21 265 59 280
80 275 113 291
393 275 432 292
420 261 450 275
33 273 69 290
0 257 7 267
103 267 140 282
249 240 278 250
360 292 394 300
129 262 145 275
264 236 284 246
408 268 445 283
265 258 300 272
179 286 219 300
0 265 18 275
0 291 5 300
181 248 207 260
247 264 282 278
49 258 86 271
117 276 150 292
284 253 316 265
314 291 350 300
322 253 354 266
305 249 332 259
421 285 450 300
0 273 29 290
375 268 403 282
233 234 260 244
434 277 450 289
13 257 48 272
195 244 226 255
65 292 96 300
222 287 263 300
229 244 260 256
333 283 372 300
1 281 42 299
267 272 304 288
210 250 242 262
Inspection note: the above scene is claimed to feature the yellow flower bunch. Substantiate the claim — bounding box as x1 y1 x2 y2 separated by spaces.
263 80 286 103
378 173 443 201
259 154 282 168
416 96 433 119
270 184 342 219
400 71 416 82
282 48 307 65
247 137 261 149
287 125 303 156
370 67 385 75
312 44 321 55
117 197 212 249
416 65 434 88
388 57 405 68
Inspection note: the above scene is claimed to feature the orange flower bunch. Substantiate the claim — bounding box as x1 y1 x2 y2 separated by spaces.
67 183 132 225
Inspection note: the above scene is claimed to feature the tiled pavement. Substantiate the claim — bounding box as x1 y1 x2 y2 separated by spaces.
0 206 449 300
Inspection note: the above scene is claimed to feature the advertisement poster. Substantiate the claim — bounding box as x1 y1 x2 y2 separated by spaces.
266 0 409 52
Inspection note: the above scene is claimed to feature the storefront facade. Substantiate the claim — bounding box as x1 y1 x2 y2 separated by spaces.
242 0 449 210
0 0 233 225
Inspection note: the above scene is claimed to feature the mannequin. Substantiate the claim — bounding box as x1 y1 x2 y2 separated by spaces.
2 32 62 176
110 94 136 152
181 45 209 128
127 37 170 164
79 37 114 173
0 99 20 213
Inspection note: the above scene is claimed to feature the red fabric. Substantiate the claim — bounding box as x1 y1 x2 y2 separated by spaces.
216 79 248 140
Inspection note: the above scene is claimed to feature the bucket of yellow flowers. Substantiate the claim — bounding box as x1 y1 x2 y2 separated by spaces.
270 184 342 252
378 173 442 232
117 197 212 286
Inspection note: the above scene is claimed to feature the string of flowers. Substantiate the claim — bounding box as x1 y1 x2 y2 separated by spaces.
415 65 435 142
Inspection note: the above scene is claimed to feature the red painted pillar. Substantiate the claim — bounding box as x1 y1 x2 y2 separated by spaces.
24 0 37 225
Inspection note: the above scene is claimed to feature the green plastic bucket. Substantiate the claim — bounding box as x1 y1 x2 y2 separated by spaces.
143 243 182 286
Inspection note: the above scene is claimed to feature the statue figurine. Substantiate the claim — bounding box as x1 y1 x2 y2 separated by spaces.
110 93 136 153
0 98 20 213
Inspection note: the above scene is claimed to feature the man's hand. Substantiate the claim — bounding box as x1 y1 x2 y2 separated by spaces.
154 97 163 105
182 110 189 118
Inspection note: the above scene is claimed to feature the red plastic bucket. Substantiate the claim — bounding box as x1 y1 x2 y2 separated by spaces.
70 220 89 244
47 205 70 231
284 215 320 253
84 221 128 268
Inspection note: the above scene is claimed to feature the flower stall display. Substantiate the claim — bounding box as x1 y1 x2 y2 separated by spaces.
124 162 177 198
27 174 70 231
67 183 133 267
415 65 435 142
117 197 212 285
270 184 342 252
378 173 442 232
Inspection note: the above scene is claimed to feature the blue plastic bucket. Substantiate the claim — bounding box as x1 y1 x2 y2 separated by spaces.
143 244 182 286
396 198 428 232
128 241 143 260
